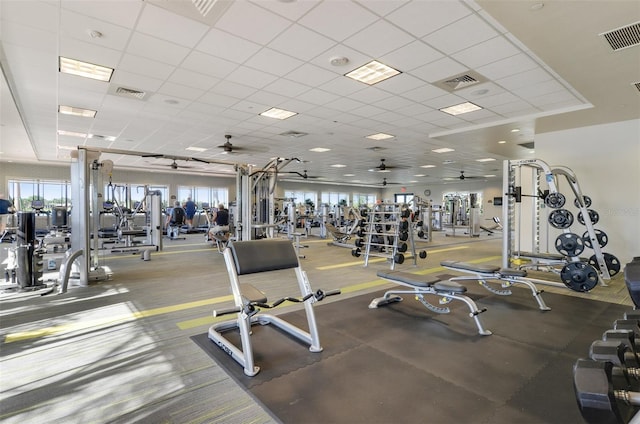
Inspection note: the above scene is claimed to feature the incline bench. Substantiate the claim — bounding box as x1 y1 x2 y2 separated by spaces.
208 239 338 377
372 270 492 336
440 260 551 311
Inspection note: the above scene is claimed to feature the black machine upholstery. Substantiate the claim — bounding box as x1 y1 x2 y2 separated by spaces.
625 257 640 308
229 239 299 275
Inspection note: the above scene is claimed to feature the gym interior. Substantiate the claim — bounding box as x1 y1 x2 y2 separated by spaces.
1 1 640 423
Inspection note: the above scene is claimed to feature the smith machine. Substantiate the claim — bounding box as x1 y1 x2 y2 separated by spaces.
502 158 620 293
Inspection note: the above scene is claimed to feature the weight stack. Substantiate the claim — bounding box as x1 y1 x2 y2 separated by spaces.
16 212 43 289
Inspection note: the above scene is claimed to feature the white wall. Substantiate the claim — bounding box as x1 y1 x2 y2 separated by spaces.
535 119 640 265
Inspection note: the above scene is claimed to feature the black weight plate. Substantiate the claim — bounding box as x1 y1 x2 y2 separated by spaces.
548 209 574 229
419 251 427 259
573 195 592 208
560 262 599 292
582 229 608 249
577 209 599 225
397 242 408 253
588 253 621 277
555 233 584 257
417 230 425 238
545 192 566 209
394 253 405 264
399 232 408 241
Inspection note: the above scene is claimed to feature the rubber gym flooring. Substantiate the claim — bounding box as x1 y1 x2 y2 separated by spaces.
0 231 632 423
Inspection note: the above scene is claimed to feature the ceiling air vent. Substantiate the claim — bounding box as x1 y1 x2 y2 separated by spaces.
192 0 218 17
115 87 146 99
518 141 535 150
279 130 308 138
633 81 640 92
434 71 488 92
600 21 640 51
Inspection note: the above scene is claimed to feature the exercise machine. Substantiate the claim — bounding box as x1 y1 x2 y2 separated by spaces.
208 238 339 376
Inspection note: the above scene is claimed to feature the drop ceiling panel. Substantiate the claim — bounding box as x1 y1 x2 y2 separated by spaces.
379 40 443 72
343 19 414 58
168 68 220 91
285 63 338 87
126 32 190 66
386 1 471 38
181 51 237 79
61 0 143 28
244 48 305 77
410 57 468 84
452 36 521 70
423 13 499 55
136 3 209 46
61 10 133 51
477 53 538 81
3 1 60 33
195 28 261 64
250 0 319 21
298 1 378 42
269 24 336 62
215 1 291 45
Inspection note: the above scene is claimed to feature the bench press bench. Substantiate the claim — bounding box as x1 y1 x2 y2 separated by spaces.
372 270 492 336
440 261 551 311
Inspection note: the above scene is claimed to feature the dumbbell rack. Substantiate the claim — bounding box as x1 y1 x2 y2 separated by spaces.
358 203 417 270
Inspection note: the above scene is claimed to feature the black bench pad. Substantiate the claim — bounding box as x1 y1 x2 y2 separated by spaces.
498 268 528 277
515 251 565 261
240 283 268 303
229 239 298 275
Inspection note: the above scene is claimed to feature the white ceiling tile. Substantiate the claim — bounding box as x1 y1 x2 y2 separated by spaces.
423 93 466 110
196 28 262 64
347 87 392 104
375 73 425 95
269 24 336 62
210 79 258 98
512 79 565 99
61 10 132 51
355 0 409 17
409 57 468 84
297 89 341 106
279 98 320 114
111 69 164 93
244 48 305 77
119 54 176 80
386 1 471 38
476 91 520 108
370 110 405 123
380 40 443 72
246 90 289 107
394 103 435 117
309 43 371 72
198 91 242 108
350 104 387 118
298 1 379 42
215 1 291 45
318 76 366 96
452 36 520 69
168 68 220 91
225 65 279 89
477 53 538 81
263 78 311 98
496 68 553 91
373 95 416 111
326 97 366 113
1 20 56 54
136 3 209 47
181 51 238 79
452 82 505 101
490 100 537 116
61 0 143 28
250 0 320 21
126 32 190 66
157 81 205 102
343 19 414 58
286 63 338 86
427 14 498 55
60 37 123 69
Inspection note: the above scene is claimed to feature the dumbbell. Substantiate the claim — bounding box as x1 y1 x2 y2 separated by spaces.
603 329 640 367
574 358 640 424
590 340 640 388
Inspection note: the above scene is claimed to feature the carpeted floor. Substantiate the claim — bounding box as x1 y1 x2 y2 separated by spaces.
193 281 631 424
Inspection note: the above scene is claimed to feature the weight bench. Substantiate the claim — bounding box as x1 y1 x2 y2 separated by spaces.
372 270 492 336
440 260 551 311
514 251 576 273
324 222 353 247
208 239 338 376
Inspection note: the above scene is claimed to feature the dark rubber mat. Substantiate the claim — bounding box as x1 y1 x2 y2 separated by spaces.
193 286 631 424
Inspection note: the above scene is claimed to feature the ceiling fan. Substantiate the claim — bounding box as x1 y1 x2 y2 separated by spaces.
216 134 268 154
368 158 408 172
381 178 402 186
446 170 481 181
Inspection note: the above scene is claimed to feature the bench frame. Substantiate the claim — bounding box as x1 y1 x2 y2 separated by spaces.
440 261 551 311
208 239 322 377
372 271 492 336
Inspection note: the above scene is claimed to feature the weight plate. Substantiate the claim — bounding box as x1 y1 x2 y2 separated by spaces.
394 253 405 264
555 233 585 257
545 192 566 209
588 253 621 277
560 262 599 292
548 209 574 229
397 242 408 253
399 232 408 241
573 195 592 208
417 230 425 238
582 229 608 249
577 209 599 225
419 250 427 259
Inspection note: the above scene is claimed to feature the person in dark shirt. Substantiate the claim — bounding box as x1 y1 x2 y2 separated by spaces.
208 203 229 239
0 193 14 234
184 197 196 228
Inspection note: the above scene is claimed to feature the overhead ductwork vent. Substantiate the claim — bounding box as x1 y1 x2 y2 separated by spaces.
518 141 535 150
279 130 308 138
192 0 218 17
108 85 148 100
634 81 640 92
600 21 640 51
434 71 488 92
148 0 232 26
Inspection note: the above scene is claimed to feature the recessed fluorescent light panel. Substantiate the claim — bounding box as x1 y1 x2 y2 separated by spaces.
59 105 97 118
345 60 401 85
331 164 346 168
57 130 88 138
439 102 482 116
432 147 455 153
420 164 436 168
186 146 207 152
260 107 298 120
366 132 395 141
59 57 114 82
344 174 355 177
310 147 331 152
476 158 496 162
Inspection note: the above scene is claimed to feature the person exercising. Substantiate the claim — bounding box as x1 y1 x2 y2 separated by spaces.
209 203 229 239
184 197 196 228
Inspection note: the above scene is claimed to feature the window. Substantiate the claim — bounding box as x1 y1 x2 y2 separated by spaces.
177 186 229 209
8 179 71 211
320 191 348 206
353 193 376 208
394 193 414 205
